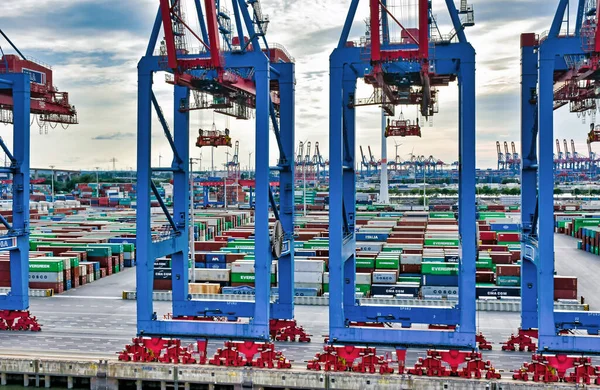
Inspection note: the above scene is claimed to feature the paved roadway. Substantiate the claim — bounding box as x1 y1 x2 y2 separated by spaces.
0 233 596 373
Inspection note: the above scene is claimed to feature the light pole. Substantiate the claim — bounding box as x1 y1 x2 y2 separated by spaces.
49 165 55 202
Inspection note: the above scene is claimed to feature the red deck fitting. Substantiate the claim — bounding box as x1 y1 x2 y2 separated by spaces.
118 337 197 364
501 328 537 352
408 350 500 379
0 310 41 331
307 345 394 374
513 354 600 384
476 332 493 350
208 341 291 369
269 319 311 342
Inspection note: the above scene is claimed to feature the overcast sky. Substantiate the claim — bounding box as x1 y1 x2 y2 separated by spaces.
0 0 594 171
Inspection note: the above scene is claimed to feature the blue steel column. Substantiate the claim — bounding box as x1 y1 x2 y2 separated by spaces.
342 68 357 311
8 73 30 311
329 50 345 332
136 61 155 331
276 62 295 318
252 57 271 337
520 34 538 331
457 52 476 336
171 85 190 307
537 45 555 340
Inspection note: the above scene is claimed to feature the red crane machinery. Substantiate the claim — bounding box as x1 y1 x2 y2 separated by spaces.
0 31 78 132
385 115 421 137
588 123 600 143
195 125 232 148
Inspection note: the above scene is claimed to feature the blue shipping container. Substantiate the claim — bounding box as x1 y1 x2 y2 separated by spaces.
206 253 227 263
421 274 459 286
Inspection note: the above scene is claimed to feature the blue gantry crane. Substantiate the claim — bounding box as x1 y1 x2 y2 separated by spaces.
316 0 480 371
0 29 77 330
126 0 300 361
514 0 600 379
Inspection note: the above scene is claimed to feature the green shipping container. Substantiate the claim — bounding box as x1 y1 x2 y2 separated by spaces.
356 284 371 295
476 259 493 269
29 260 64 272
496 276 520 286
375 258 399 269
421 262 458 275
71 246 112 258
230 273 276 284
356 258 375 269
424 239 460 247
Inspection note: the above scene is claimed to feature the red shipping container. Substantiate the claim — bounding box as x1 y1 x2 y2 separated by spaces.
476 271 495 283
194 241 227 251
479 245 509 252
496 264 520 277
489 252 513 264
478 231 497 241
497 233 520 242
153 279 172 290
554 276 577 290
400 264 421 274
511 251 521 262
29 282 63 294
554 289 577 300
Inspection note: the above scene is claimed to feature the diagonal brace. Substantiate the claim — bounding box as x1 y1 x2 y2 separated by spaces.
268 186 279 221
151 180 179 233
269 99 287 164
0 214 12 232
151 92 183 166
0 137 15 167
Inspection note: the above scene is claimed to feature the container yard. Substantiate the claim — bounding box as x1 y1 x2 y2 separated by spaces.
3 0 600 389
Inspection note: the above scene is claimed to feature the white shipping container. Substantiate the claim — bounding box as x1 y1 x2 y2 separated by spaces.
294 259 324 273
421 286 459 296
231 260 277 274
401 254 422 265
293 282 323 292
29 272 63 283
293 271 323 284
194 268 231 282
372 272 397 284
323 272 371 285
356 242 384 252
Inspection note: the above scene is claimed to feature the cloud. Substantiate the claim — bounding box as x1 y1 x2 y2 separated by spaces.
92 132 136 141
0 0 585 171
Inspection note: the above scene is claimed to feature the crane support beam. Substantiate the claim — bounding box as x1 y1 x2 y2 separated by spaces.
135 0 296 340
203 0 222 67
329 0 476 349
0 73 31 311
